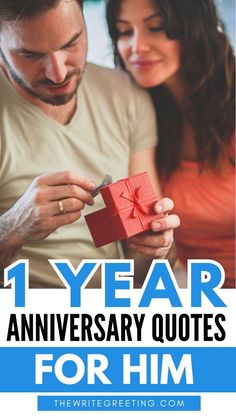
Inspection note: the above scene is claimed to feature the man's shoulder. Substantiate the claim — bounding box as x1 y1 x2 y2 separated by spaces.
83 62 149 101
84 62 134 90
85 62 126 78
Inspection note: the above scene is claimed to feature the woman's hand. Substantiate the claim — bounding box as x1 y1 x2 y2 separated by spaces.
127 197 180 258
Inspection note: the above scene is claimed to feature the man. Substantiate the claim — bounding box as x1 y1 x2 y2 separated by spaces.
0 0 179 287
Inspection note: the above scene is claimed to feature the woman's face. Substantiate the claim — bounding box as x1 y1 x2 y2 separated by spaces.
116 0 181 89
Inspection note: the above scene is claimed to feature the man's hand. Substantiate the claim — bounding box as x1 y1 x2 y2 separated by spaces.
126 197 180 258
0 171 95 266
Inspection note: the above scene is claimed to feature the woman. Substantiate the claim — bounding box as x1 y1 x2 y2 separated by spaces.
106 0 235 287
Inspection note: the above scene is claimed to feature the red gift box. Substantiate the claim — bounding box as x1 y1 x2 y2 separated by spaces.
85 172 159 247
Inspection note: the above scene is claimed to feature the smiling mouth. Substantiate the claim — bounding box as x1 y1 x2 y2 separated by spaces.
131 60 162 69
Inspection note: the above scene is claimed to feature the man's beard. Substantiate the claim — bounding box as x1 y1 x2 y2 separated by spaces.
0 48 84 106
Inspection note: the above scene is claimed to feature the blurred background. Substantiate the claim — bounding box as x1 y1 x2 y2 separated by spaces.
84 0 235 68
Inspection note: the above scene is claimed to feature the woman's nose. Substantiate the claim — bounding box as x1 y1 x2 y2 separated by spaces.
131 31 151 54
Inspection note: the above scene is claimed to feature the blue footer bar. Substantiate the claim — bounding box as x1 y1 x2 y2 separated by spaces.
38 395 201 411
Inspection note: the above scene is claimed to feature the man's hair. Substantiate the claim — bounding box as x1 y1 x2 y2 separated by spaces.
0 0 84 22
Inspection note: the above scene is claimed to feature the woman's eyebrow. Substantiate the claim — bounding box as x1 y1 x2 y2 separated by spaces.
144 13 162 22
116 13 161 24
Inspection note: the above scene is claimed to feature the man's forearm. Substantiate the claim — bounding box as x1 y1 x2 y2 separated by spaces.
0 211 24 270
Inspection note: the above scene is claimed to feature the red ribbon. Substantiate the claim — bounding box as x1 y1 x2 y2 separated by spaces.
120 186 150 218
110 181 156 231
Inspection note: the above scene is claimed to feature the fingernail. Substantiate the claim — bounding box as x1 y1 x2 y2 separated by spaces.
152 222 162 231
89 182 96 190
156 204 164 214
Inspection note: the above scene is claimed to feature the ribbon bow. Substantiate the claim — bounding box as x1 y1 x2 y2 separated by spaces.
120 186 150 218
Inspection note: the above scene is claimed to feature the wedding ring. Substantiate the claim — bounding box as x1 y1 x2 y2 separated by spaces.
58 200 65 214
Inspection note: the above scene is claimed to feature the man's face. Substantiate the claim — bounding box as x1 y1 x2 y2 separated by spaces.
0 0 87 105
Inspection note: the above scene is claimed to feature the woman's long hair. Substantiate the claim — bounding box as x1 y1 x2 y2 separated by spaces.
106 0 235 178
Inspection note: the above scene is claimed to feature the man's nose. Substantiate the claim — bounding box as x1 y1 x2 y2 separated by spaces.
131 31 151 54
44 52 67 83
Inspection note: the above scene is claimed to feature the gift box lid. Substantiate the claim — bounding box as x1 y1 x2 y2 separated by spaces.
100 171 157 213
